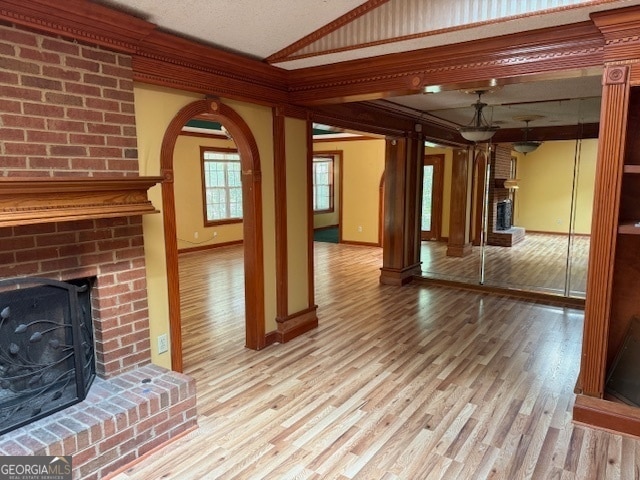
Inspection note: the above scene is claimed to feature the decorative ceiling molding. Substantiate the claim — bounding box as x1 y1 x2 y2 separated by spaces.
592 6 640 61
0 0 155 53
133 30 289 105
288 22 605 105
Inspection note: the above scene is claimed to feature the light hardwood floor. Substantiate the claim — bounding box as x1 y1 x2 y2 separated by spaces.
420 233 589 298
116 242 639 479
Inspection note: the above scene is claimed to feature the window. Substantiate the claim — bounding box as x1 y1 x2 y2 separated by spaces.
201 147 243 225
312 156 334 213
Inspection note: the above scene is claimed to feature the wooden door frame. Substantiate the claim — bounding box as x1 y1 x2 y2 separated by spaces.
160 98 265 372
421 154 444 241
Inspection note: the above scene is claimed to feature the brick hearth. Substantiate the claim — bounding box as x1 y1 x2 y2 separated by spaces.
0 22 197 480
0 365 195 480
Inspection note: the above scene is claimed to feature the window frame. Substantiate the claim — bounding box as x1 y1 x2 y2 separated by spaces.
312 154 335 214
200 146 243 227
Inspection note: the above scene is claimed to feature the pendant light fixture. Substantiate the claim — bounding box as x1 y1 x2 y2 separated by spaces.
459 90 499 143
512 116 543 154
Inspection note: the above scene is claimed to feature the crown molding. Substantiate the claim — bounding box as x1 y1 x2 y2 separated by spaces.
0 0 289 105
0 0 155 53
288 21 604 105
134 29 288 105
592 6 640 62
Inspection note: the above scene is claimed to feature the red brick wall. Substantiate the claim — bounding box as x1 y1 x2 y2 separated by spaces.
487 145 513 241
0 218 151 377
0 23 150 378
0 22 138 177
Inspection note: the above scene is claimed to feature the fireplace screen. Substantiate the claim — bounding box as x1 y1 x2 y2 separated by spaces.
0 277 95 435
496 199 513 231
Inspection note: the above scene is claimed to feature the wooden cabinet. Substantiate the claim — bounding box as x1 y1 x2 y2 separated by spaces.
608 87 640 376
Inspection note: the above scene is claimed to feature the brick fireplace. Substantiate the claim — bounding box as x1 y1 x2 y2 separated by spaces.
0 22 197 479
487 145 525 247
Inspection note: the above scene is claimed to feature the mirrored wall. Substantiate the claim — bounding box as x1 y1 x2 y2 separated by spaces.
419 134 596 300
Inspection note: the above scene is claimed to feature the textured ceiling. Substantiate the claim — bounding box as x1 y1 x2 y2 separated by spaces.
92 0 367 59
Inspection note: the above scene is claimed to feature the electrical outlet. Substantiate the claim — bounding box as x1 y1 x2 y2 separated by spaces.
213 231 218 237
194 231 199 239
357 226 363 232
157 334 168 354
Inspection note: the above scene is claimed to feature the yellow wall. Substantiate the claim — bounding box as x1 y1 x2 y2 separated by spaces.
134 84 282 365
134 83 202 369
173 135 243 250
514 139 597 234
285 117 310 313
223 99 278 333
315 139 386 245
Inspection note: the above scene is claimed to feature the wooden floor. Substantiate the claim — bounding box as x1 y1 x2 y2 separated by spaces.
420 233 589 298
116 243 640 480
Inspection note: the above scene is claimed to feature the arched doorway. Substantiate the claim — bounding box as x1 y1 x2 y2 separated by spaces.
160 98 265 372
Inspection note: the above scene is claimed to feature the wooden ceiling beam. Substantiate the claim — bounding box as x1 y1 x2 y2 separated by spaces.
492 123 600 143
287 22 605 105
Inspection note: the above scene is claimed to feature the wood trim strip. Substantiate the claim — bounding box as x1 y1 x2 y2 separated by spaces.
573 394 640 438
313 135 381 143
341 240 380 248
413 276 586 309
307 119 316 310
275 306 319 343
579 65 630 396
266 0 392 63
273 107 289 321
178 240 243 255
264 330 280 347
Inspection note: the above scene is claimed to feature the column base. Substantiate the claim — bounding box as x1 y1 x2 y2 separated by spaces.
379 263 422 286
446 242 472 257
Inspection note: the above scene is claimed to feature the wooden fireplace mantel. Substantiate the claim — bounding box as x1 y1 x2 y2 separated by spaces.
0 176 164 227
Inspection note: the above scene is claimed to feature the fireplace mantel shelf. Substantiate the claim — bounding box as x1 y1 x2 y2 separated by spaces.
0 176 164 227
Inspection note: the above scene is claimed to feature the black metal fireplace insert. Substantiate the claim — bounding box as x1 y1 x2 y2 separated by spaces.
496 199 513 231
0 277 95 435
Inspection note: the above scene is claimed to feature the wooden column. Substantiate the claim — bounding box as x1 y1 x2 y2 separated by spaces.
447 148 473 257
379 134 422 286
577 66 630 396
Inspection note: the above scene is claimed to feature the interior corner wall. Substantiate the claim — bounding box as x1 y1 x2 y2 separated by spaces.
314 139 386 244
514 139 597 234
134 84 279 361
224 99 278 333
285 117 310 313
425 146 454 239
134 83 203 369
173 135 242 250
